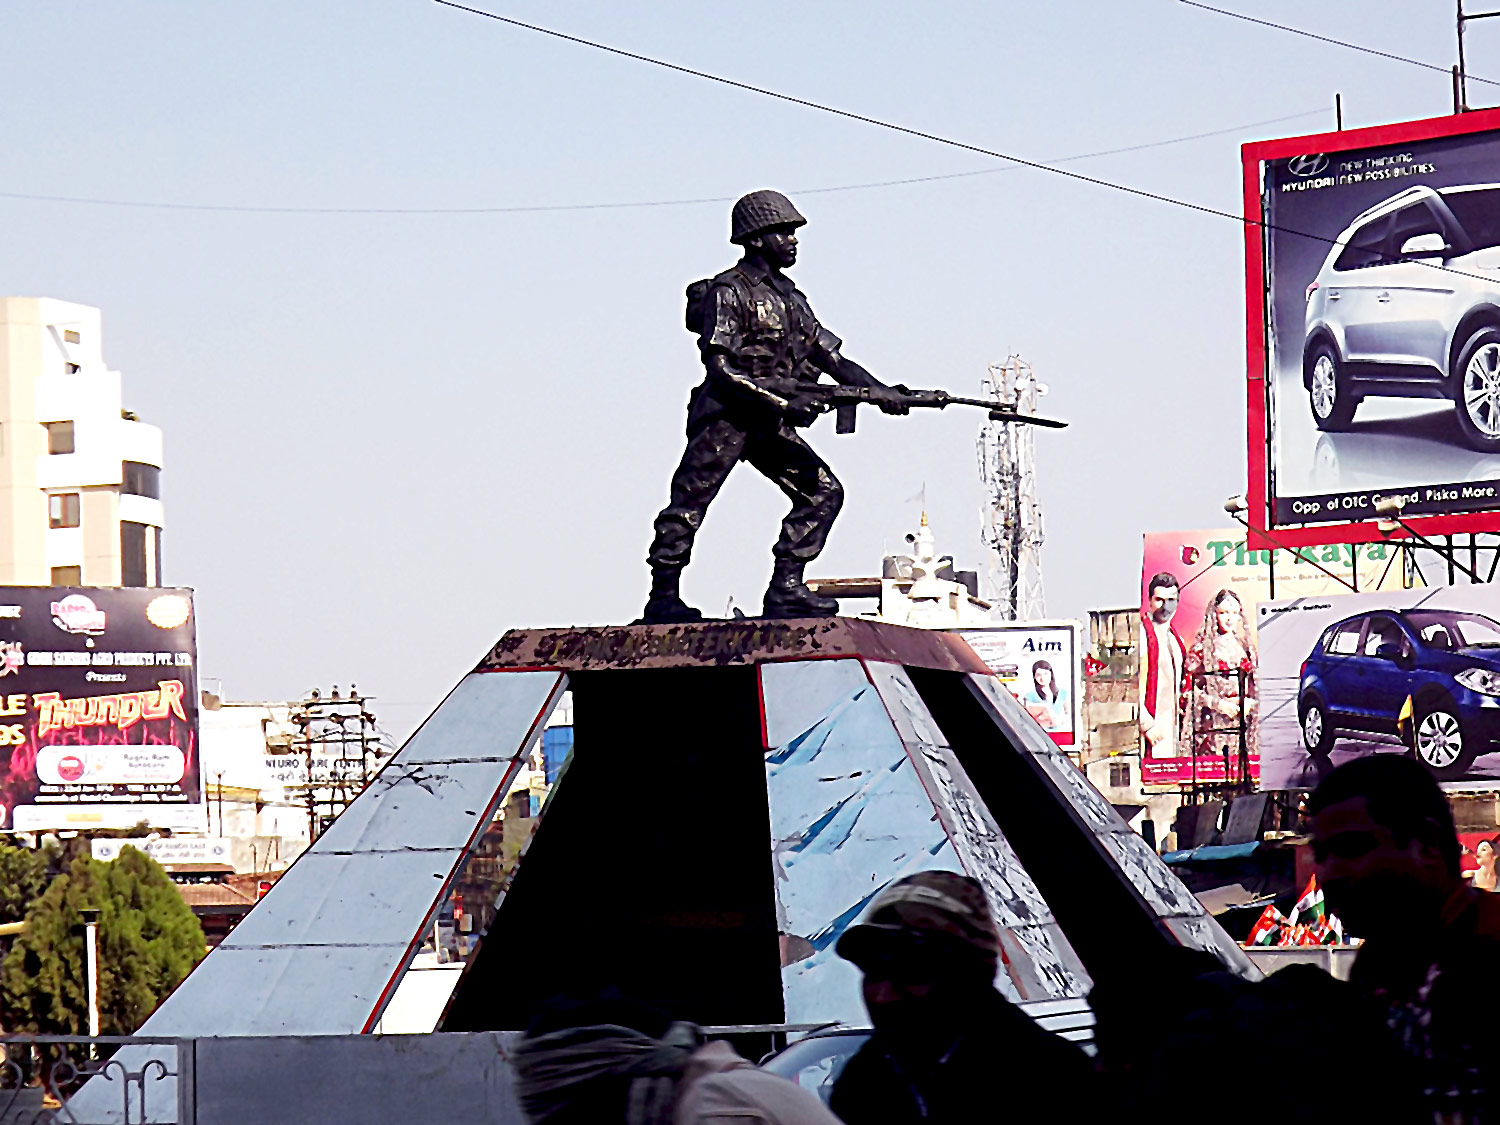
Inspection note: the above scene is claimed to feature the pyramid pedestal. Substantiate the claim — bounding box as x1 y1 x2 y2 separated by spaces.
135 618 1256 1041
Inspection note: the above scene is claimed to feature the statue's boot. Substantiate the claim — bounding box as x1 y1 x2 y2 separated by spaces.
637 568 705 625
761 559 839 619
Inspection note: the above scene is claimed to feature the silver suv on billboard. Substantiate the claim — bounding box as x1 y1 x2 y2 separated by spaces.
1303 183 1500 451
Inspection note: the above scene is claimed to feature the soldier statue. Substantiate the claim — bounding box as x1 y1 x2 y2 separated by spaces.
640 190 911 624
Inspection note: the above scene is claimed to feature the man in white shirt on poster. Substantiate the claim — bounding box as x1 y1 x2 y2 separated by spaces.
1139 572 1185 759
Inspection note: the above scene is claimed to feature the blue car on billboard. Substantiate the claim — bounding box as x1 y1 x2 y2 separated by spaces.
1298 608 1500 779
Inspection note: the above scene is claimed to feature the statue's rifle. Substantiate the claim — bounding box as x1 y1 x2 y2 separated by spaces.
766 380 1068 434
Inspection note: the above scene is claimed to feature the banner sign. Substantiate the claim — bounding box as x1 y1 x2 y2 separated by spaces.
0 587 202 831
1257 581 1500 792
92 836 229 865
1139 530 1402 788
1244 108 1500 544
958 622 1082 747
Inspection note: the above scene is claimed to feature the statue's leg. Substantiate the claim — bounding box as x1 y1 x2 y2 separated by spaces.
744 426 843 618
640 418 747 623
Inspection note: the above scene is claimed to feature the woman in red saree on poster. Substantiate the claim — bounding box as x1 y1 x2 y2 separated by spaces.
1184 589 1258 762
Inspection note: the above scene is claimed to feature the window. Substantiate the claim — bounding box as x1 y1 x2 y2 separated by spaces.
1328 619 1364 656
1363 616 1406 657
1441 187 1500 253
45 421 74 455
48 493 80 529
122 461 160 499
1109 761 1132 789
50 566 80 586
62 329 80 344
121 521 149 588
1334 215 1391 271
1408 610 1500 649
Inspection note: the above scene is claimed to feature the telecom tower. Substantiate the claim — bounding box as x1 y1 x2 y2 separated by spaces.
978 356 1046 620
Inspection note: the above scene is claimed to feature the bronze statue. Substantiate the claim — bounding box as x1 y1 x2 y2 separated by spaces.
641 190 911 624
640 191 1065 624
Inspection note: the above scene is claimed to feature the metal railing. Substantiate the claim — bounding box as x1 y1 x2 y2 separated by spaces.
0 1036 189 1125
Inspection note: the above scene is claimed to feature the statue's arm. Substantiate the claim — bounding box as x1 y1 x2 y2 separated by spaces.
810 329 909 413
809 328 878 387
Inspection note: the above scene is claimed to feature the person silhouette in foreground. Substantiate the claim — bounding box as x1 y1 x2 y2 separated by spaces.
510 990 841 1125
829 871 1095 1124
1311 753 1500 1121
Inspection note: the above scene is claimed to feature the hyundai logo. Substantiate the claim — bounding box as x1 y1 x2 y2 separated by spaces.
1288 153 1330 177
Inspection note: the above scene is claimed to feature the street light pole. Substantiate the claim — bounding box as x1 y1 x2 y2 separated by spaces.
80 908 100 1041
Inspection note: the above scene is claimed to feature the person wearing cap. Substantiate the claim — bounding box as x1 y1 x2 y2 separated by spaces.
829 871 1095 1124
640 190 910 624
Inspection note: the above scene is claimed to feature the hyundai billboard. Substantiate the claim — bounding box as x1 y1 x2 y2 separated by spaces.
1244 108 1500 545
0 587 202 831
1257 581 1500 792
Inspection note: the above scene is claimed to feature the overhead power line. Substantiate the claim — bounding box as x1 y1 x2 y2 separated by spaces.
429 0 1500 288
1179 0 1500 88
427 0 1263 229
0 108 1326 216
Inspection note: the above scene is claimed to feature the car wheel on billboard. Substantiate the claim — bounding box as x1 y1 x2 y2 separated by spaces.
1453 327 1500 453
1412 698 1478 780
1306 341 1358 432
1299 692 1335 758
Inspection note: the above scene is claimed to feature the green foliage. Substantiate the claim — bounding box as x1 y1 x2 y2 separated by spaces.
0 844 49 925
0 847 205 1034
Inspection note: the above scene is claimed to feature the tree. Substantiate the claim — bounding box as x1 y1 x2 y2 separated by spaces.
0 847 205 1034
0 843 49 925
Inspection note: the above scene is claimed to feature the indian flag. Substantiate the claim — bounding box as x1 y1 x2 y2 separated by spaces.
1288 875 1325 927
1247 904 1284 946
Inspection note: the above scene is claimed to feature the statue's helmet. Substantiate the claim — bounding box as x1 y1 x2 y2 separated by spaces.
730 190 806 244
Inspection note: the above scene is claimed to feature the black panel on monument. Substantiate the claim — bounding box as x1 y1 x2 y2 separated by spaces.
906 665 1177 987
442 665 782 1031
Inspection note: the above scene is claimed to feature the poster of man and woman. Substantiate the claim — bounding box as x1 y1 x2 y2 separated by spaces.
1137 530 1402 787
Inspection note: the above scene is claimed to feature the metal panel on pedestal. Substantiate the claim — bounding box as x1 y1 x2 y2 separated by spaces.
67 670 565 1124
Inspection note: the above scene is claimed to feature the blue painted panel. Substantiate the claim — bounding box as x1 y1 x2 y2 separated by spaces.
760 659 962 1025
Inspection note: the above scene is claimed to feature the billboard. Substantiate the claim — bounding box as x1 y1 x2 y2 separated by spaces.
1139 530 1402 787
1257 581 1500 792
959 622 1081 747
92 836 230 865
0 587 202 831
1244 109 1500 545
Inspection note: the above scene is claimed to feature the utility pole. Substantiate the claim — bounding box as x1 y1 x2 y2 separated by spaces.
977 357 1048 621
288 685 386 843
1457 0 1500 112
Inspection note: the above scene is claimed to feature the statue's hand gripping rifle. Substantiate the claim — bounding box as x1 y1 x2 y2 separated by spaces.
765 380 1068 433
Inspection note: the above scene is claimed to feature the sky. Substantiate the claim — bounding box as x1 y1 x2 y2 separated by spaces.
1 1 1495 741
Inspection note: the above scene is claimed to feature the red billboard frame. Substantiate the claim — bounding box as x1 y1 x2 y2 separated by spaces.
1242 107 1500 550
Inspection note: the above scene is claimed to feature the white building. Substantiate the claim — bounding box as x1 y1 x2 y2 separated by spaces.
809 515 993 628
0 297 164 587
197 698 313 873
